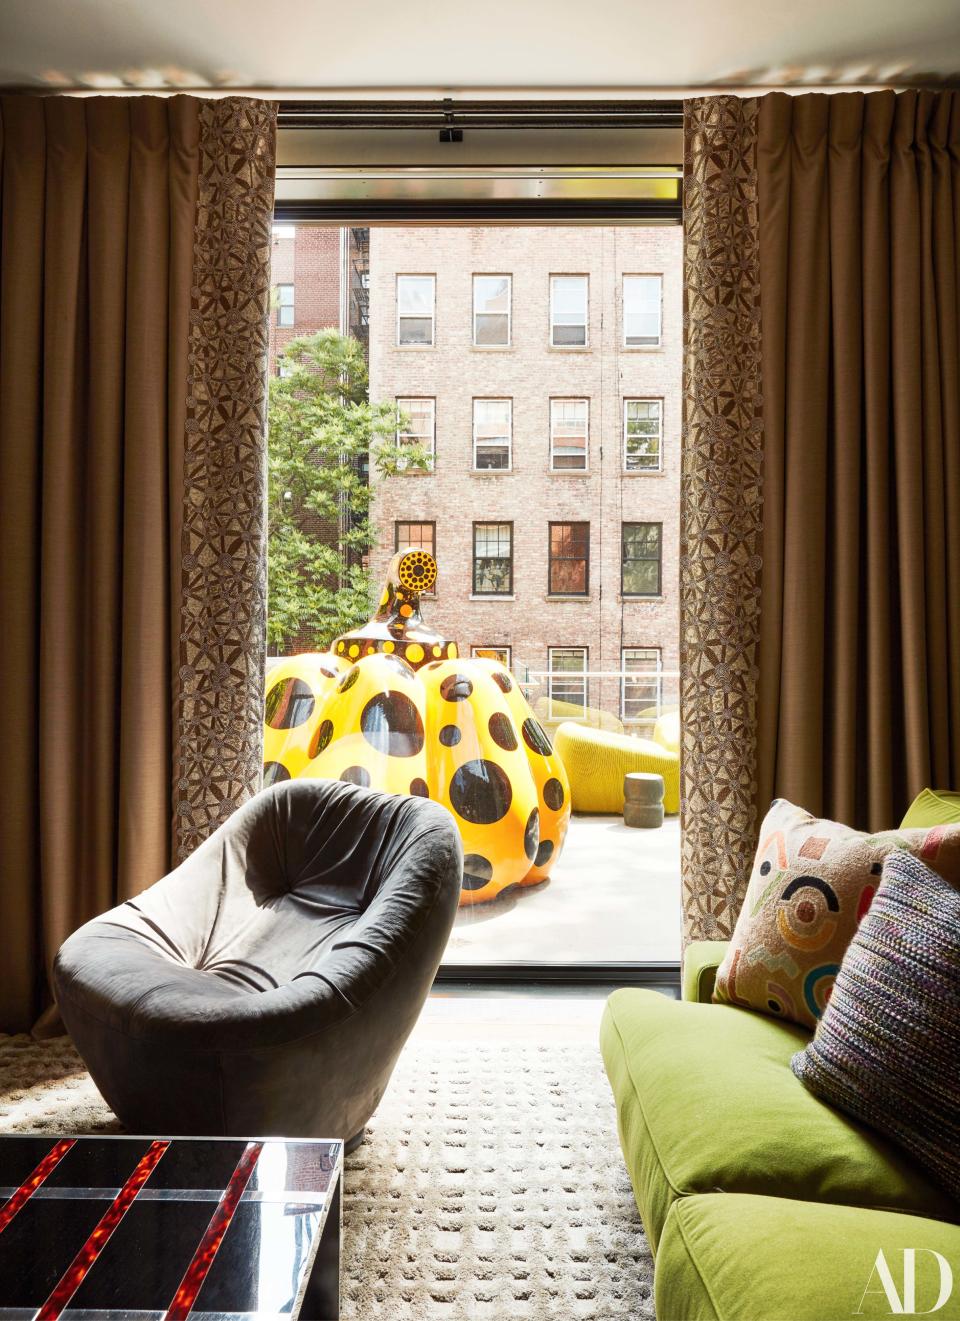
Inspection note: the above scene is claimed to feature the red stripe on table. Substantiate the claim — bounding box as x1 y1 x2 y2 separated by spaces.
36 1139 170 1320
164 1141 263 1320
0 1139 76 1235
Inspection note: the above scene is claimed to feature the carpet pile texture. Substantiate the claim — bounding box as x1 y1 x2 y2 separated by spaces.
0 1033 654 1319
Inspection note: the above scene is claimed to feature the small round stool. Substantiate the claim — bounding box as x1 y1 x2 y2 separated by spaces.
623 771 665 828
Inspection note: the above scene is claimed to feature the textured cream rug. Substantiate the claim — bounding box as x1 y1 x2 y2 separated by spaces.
0 1032 654 1320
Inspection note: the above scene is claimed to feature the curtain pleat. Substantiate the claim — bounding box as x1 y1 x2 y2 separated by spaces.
0 94 275 1033
757 90 960 832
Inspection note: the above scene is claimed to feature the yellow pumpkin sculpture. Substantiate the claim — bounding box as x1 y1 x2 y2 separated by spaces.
263 550 571 904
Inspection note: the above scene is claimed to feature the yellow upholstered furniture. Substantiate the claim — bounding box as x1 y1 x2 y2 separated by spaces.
553 722 680 815
653 708 680 755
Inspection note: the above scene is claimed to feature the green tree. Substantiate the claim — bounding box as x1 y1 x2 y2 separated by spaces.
267 329 432 652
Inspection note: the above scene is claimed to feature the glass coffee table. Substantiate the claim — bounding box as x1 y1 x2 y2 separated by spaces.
0 1134 342 1319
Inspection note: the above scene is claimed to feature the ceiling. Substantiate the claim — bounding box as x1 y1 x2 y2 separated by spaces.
0 0 958 93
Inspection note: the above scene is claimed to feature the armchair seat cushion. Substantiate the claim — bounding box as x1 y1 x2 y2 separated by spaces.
600 989 955 1251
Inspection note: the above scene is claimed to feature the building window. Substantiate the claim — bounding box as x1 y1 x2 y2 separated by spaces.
276 357 294 379
471 645 512 667
622 522 662 597
621 646 662 723
548 646 588 718
397 274 435 345
550 398 588 471
395 521 436 559
548 522 590 595
623 274 662 346
473 522 513 595
473 398 512 471
473 274 511 346
396 397 436 462
276 283 294 327
624 399 663 472
272 223 296 241
550 274 588 347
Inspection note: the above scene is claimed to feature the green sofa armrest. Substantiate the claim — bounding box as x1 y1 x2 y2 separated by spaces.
681 940 729 1003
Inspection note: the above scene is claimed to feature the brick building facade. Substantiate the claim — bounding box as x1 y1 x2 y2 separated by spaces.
367 225 682 725
267 223 342 373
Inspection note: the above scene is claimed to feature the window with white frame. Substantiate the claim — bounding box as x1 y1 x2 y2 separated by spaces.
396 397 436 464
473 398 512 470
548 646 588 718
276 357 294 379
473 275 511 346
276 283 294 327
550 275 588 347
624 399 663 472
396 274 435 345
621 646 662 723
623 274 662 346
550 398 589 471
473 523 513 595
471 645 512 668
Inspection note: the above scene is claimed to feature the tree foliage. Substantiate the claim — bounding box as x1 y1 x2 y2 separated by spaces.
266 329 432 652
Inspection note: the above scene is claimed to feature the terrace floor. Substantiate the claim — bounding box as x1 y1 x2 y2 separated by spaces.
443 813 681 966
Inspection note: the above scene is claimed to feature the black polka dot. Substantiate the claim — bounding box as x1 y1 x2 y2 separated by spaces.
440 673 474 702
759 860 772 876
493 670 513 693
488 711 518 751
360 691 425 757
524 808 540 861
534 839 554 867
265 677 315 729
767 999 782 1014
462 854 494 890
439 724 462 748
318 663 341 680
383 654 416 678
263 761 291 787
521 718 553 756
338 667 360 693
340 766 371 787
410 778 430 797
449 759 513 825
308 718 334 759
543 777 565 811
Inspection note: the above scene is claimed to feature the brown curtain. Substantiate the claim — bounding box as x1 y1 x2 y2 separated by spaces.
682 89 960 942
757 90 960 829
0 95 276 1033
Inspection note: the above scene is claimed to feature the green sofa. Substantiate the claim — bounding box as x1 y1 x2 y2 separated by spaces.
601 791 960 1320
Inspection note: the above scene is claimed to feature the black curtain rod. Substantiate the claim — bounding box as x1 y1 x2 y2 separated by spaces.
278 99 684 131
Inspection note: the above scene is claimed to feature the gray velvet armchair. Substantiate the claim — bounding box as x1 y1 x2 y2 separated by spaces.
54 780 462 1148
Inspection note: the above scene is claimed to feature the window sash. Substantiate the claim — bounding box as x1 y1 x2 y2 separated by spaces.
550 275 588 346
396 398 436 456
548 646 588 716
473 398 512 470
277 283 294 327
471 645 512 667
550 398 588 471
473 522 513 594
548 522 590 595
397 275 435 345
473 275 511 346
623 274 662 346
395 521 436 558
622 522 662 596
621 646 662 721
624 399 663 472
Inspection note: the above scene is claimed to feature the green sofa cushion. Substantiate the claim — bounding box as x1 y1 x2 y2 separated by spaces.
600 989 956 1251
901 787 960 828
657 1193 960 1320
681 940 729 1003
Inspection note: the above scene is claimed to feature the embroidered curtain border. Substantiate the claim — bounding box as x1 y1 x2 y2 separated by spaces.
174 97 277 858
680 95 764 942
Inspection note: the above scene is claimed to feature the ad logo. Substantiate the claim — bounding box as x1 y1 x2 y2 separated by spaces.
856 1250 953 1315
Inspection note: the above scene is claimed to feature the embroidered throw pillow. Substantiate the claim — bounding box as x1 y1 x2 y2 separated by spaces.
713 799 960 1029
792 851 960 1199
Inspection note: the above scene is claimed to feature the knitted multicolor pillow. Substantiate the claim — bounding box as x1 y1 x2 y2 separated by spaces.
713 799 960 1029
791 851 960 1200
